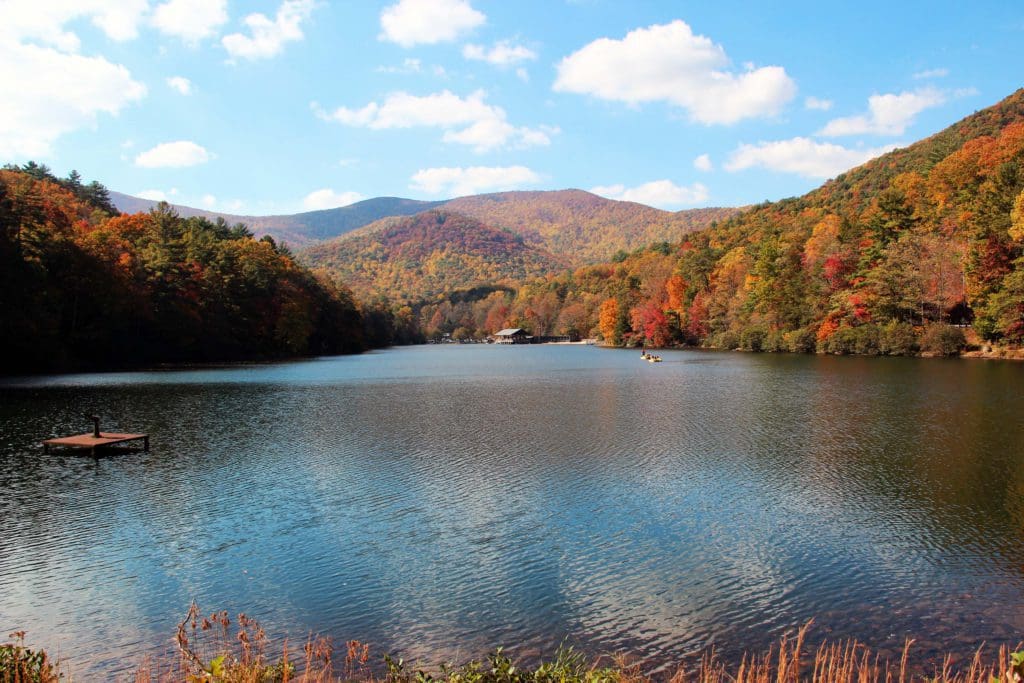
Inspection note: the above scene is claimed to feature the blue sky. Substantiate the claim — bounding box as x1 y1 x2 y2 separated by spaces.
1 0 1022 214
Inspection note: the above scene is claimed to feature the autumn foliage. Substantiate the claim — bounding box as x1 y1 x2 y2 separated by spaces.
0 166 386 374
374 89 1024 352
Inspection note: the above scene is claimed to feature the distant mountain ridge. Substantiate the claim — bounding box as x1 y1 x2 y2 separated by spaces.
302 209 567 302
110 189 737 256
109 191 444 248
444 190 738 263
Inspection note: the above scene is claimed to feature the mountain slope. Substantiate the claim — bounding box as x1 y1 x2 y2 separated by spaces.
111 189 735 260
408 89 1024 351
444 190 737 263
302 210 567 302
109 192 443 248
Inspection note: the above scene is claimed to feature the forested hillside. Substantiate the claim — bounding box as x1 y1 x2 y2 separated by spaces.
0 166 396 374
444 190 738 264
302 210 566 303
113 188 732 259
414 89 1024 354
110 192 443 248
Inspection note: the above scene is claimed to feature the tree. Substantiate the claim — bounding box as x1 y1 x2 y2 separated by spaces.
598 298 619 343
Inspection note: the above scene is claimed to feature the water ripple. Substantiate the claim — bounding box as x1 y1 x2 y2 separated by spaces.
1 347 1023 678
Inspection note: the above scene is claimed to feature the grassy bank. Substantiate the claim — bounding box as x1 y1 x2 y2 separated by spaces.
3 606 1022 683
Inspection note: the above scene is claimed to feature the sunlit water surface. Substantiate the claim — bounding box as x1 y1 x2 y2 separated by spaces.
2 346 1023 678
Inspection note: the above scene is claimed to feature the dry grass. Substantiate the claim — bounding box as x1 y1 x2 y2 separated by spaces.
5 608 1022 683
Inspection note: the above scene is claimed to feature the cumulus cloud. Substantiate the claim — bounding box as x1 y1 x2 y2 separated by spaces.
410 166 540 196
725 137 897 178
152 0 228 44
553 20 796 125
223 0 316 61
590 180 709 209
138 189 174 202
166 76 192 95
134 140 212 168
913 68 949 80
302 189 365 211
804 96 833 111
463 40 536 66
693 154 712 172
0 42 147 158
314 90 556 153
0 0 148 51
819 88 946 137
201 194 217 208
380 0 485 48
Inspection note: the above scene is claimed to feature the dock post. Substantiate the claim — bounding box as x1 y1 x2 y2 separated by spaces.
43 443 49 454
144 436 149 452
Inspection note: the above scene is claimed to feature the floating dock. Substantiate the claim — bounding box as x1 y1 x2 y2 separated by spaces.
43 432 149 455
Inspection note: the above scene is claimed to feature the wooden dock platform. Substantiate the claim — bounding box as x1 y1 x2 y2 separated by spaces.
43 432 149 455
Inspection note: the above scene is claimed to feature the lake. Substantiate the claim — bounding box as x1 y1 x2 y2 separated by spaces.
1 345 1023 678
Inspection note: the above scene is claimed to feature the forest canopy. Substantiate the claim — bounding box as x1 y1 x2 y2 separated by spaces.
0 165 406 374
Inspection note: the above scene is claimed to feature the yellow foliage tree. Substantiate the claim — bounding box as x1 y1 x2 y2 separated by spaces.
598 298 619 342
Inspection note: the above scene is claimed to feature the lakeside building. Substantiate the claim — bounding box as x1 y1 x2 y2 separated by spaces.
492 328 530 344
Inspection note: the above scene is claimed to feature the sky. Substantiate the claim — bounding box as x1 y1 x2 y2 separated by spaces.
1 0 1023 215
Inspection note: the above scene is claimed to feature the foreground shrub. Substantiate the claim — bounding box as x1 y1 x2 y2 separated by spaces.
821 325 882 355
740 326 769 352
0 632 59 683
784 327 818 354
921 324 967 356
706 331 740 350
763 330 787 353
12 605 1024 683
880 322 920 356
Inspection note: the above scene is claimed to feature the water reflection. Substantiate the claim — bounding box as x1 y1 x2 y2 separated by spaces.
1 347 1023 678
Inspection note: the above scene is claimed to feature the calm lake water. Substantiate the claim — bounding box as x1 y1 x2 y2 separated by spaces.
1 346 1023 678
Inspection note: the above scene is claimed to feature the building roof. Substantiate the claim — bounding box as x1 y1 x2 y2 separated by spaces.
494 328 526 336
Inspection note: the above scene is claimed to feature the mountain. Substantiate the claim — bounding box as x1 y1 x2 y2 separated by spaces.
109 192 443 248
301 210 567 302
111 189 736 259
407 89 1024 351
444 190 738 263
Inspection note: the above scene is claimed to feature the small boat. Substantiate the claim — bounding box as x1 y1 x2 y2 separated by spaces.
646 355 662 363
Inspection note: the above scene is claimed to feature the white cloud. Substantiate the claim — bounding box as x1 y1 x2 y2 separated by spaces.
516 68 529 82
166 76 192 95
590 180 709 209
693 153 712 172
804 96 833 111
136 187 180 202
138 189 170 202
302 188 365 211
463 40 536 66
379 0 485 47
725 137 897 178
913 68 949 80
314 90 555 152
134 140 211 168
152 0 228 44
201 194 217 207
819 88 946 137
553 20 796 125
222 0 316 61
410 166 540 196
377 58 422 74
0 0 148 51
0 42 147 158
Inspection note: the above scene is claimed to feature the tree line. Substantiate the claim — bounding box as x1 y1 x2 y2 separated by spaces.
0 164 412 374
